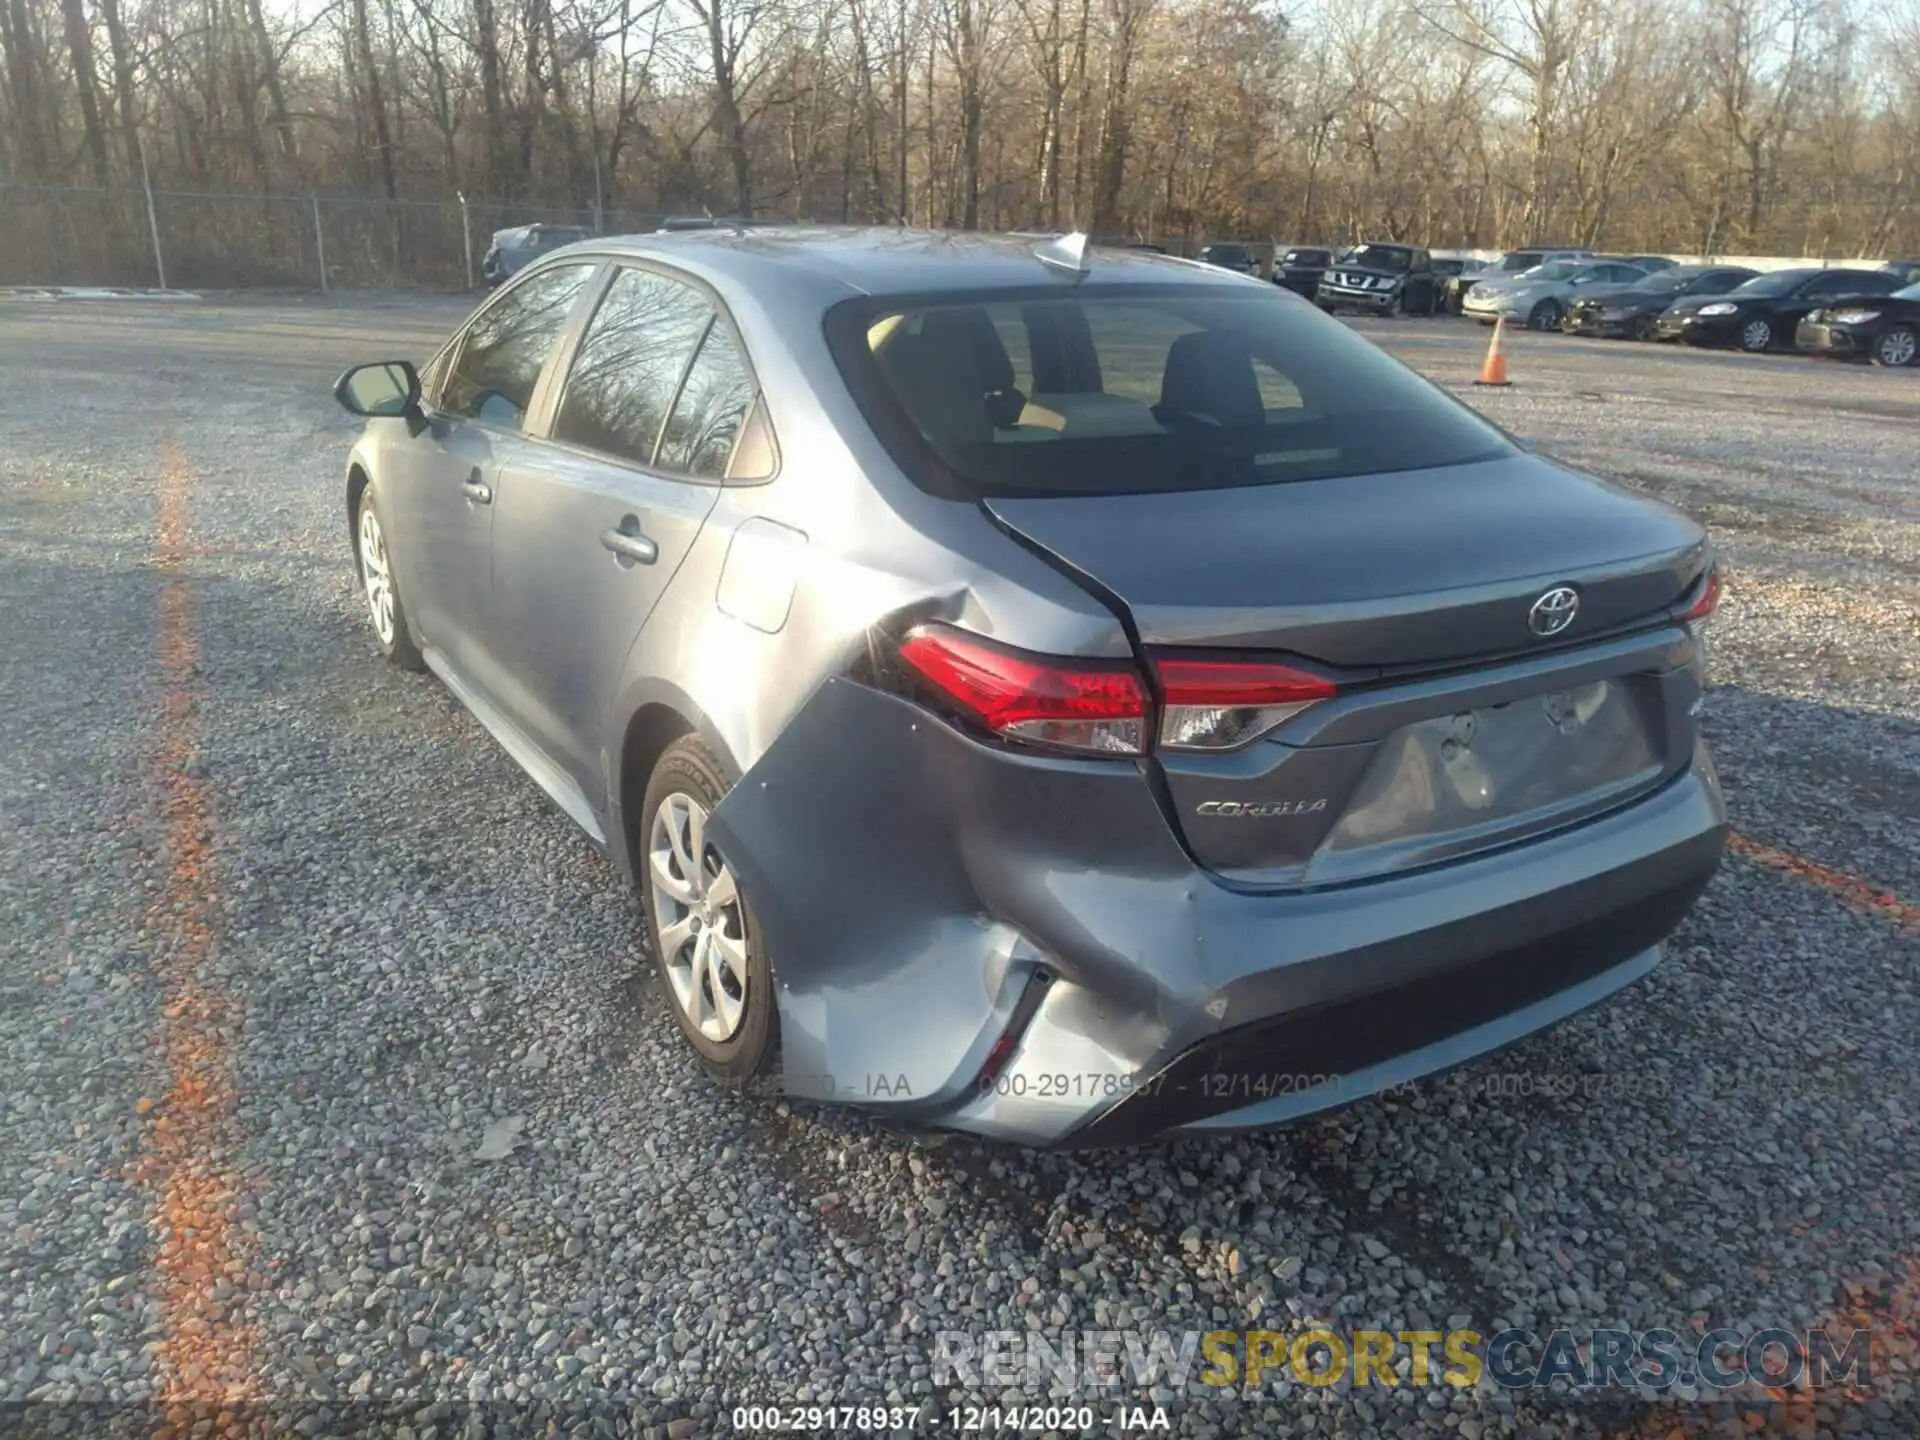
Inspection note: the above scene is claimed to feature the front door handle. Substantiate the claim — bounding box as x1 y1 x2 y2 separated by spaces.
461 469 493 505
601 524 658 565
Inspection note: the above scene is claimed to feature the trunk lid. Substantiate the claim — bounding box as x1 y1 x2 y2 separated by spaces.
986 453 1710 883
983 453 1705 670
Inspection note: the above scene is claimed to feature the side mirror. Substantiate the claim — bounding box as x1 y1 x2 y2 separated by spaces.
334 360 421 419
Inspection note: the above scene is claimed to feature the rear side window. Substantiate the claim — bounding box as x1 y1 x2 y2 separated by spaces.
829 285 1509 500
654 321 759 478
551 267 713 466
441 263 593 429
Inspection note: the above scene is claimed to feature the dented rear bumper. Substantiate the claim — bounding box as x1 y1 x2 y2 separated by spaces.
706 678 1726 1148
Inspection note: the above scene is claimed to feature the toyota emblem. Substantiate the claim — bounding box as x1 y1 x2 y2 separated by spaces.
1528 586 1580 637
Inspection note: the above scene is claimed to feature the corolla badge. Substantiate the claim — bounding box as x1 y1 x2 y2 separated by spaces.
1527 585 1580 637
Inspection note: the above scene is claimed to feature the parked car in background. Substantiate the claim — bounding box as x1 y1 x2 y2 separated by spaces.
1275 246 1334 299
1879 259 1920 286
1611 255 1677 273
1316 243 1442 315
481 223 591 286
1198 241 1258 274
1451 247 1594 311
1433 257 1487 313
1656 267 1905 352
656 216 756 232
1462 259 1650 330
328 226 1725 1147
1796 282 1920 366
1563 265 1758 340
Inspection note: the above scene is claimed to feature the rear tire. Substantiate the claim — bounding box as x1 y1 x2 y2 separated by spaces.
639 736 778 1086
1873 326 1917 367
1528 299 1563 331
353 486 425 672
1738 317 1774 353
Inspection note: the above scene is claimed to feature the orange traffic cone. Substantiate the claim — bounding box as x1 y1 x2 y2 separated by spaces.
1475 316 1512 387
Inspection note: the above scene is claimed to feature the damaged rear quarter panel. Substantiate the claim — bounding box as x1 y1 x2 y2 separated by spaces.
704 678 1207 1109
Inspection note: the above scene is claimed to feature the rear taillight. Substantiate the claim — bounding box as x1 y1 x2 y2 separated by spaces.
1153 655 1338 751
1682 567 1721 623
897 625 1149 756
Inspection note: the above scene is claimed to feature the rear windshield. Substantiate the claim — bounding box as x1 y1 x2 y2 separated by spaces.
1500 251 1544 272
825 285 1511 500
1284 249 1330 266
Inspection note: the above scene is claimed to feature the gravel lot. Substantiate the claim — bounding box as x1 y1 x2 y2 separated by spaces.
2 293 1916 1439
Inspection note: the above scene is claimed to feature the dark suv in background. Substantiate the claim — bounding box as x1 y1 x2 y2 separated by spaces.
1198 241 1259 275
1274 246 1334 299
1316 244 1441 316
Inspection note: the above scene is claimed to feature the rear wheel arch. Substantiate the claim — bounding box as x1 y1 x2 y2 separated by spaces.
615 700 745 887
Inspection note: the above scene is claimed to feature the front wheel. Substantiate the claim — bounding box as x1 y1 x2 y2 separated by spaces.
1738 317 1774 352
1632 314 1660 342
1873 325 1918 367
354 487 425 671
640 736 778 1085
1528 299 1563 331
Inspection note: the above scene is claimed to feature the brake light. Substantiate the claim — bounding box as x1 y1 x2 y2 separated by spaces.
897 625 1149 756
1154 655 1337 751
1682 567 1721 623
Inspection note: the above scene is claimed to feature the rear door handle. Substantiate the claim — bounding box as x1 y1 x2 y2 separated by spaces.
601 525 658 565
461 470 493 505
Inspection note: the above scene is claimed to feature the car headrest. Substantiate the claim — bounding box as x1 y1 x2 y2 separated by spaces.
879 332 994 450
1158 329 1264 429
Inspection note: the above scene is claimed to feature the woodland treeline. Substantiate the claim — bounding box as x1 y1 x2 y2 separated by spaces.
3 0 1918 258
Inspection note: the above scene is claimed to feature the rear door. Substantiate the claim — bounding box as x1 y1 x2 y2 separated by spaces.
385 261 596 692
489 262 762 801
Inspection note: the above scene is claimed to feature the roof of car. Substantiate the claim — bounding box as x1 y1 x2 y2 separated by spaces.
561 226 1252 303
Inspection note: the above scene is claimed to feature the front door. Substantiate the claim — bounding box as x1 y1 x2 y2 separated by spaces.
399 262 596 694
491 263 761 802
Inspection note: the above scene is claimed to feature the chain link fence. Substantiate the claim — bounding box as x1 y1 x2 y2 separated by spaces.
0 183 668 291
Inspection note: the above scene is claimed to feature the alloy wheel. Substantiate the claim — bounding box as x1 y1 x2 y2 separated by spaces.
1740 319 1773 352
358 504 396 646
1877 328 1917 367
648 792 750 1043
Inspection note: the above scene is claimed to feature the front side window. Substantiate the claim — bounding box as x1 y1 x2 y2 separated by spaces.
831 285 1509 500
1808 270 1898 297
441 263 594 429
1733 269 1818 298
550 267 714 466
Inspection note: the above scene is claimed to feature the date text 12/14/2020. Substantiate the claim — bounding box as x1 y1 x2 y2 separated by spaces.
728 1404 1173 1431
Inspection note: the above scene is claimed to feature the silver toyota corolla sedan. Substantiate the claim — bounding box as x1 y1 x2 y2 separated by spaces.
332 227 1726 1148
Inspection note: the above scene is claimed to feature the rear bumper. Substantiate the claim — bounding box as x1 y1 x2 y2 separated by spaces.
1063 830 1714 1146
709 679 1726 1148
